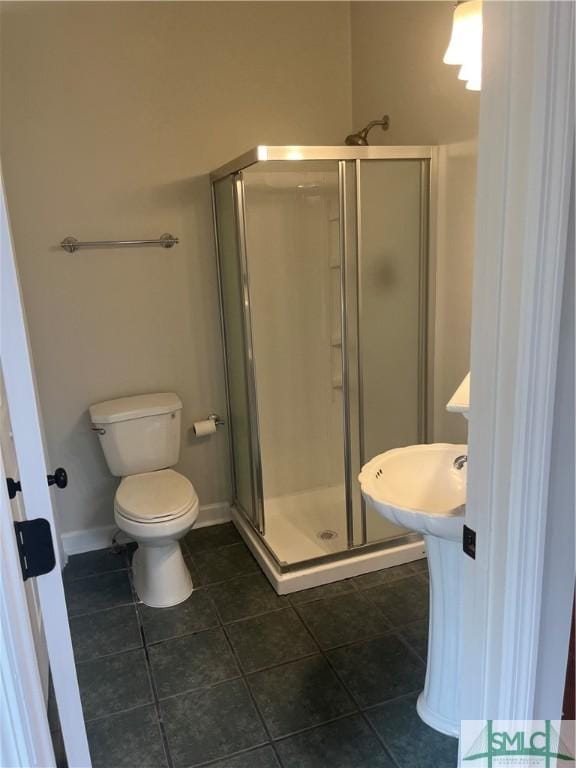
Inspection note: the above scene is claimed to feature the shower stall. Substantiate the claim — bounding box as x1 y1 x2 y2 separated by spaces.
211 145 434 592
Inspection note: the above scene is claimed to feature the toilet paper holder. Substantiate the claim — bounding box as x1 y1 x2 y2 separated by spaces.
192 413 225 438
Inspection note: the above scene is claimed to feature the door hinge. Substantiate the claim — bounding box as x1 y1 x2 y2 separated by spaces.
14 519 56 581
6 477 22 500
463 524 476 559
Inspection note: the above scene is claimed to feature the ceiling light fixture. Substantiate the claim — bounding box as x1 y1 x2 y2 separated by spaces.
444 0 483 91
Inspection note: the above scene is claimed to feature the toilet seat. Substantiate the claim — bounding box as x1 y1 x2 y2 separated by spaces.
115 469 198 524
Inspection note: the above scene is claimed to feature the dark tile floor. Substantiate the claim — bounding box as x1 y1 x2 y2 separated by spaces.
51 523 458 768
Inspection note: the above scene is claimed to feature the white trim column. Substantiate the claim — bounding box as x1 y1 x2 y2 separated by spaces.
461 0 574 721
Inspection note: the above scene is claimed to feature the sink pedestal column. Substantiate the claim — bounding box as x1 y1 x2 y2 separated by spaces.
417 534 461 737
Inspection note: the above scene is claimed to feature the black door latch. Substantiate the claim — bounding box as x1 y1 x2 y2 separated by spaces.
463 524 476 559
6 467 68 500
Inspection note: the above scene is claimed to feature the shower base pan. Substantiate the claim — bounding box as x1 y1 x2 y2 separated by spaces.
230 502 426 595
264 485 349 563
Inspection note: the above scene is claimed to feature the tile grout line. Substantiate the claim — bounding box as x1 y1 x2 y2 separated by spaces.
396 621 428 664
286 579 358 604
143 573 277 766
67 599 136 620
319 630 426 712
270 711 372 750
137 612 175 768
352 570 424 592
394 627 431 668
359 688 442 768
237 648 321 678
357 711 404 768
218 607 285 767
121 561 174 768
360 688 430 715
281 600 393 763
83 699 161 726
293 597 397 654
64 566 130 583
210 602 290 627
190 745 280 768
315 625 414 768
288 600 410 766
141 673 245 708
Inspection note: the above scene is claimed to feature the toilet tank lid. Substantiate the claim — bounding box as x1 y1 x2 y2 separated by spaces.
89 393 183 424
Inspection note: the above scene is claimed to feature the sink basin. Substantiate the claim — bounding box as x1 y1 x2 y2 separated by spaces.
359 443 468 739
358 443 466 541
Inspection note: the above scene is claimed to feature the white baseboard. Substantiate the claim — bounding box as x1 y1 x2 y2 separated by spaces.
61 501 232 556
196 502 232 529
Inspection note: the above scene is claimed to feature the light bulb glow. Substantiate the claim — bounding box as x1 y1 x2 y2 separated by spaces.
444 0 483 90
458 56 480 83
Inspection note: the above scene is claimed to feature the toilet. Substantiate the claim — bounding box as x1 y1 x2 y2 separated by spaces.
89 393 199 608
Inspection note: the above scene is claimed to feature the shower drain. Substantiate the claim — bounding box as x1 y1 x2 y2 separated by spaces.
317 529 338 541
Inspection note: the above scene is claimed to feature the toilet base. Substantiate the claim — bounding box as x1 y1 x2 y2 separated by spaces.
132 541 193 608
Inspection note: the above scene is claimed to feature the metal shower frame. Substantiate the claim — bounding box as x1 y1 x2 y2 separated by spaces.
211 145 436 571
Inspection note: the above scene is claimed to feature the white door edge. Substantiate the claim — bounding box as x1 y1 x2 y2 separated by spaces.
1 177 91 766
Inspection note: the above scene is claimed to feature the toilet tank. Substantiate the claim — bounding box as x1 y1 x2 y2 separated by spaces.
89 393 183 477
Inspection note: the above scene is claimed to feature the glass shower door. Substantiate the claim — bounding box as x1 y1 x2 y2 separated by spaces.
242 161 349 563
213 176 260 530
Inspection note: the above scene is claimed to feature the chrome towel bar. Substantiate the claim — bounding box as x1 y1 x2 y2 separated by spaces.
60 233 179 253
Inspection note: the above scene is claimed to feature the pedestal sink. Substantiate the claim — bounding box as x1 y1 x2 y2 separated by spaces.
359 443 467 737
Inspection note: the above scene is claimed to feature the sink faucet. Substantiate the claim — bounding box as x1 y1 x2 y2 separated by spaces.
453 454 468 470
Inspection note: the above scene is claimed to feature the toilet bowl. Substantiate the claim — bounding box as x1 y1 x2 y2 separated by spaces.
89 392 200 608
114 469 199 607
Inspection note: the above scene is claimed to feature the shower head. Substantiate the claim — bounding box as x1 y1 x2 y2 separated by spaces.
345 115 390 146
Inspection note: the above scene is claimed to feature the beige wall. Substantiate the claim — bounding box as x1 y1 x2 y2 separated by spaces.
0 1 352 536
432 140 478 442
351 2 479 443
351 1 479 145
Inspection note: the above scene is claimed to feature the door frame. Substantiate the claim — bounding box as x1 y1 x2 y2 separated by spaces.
461 0 574 720
1 178 92 766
